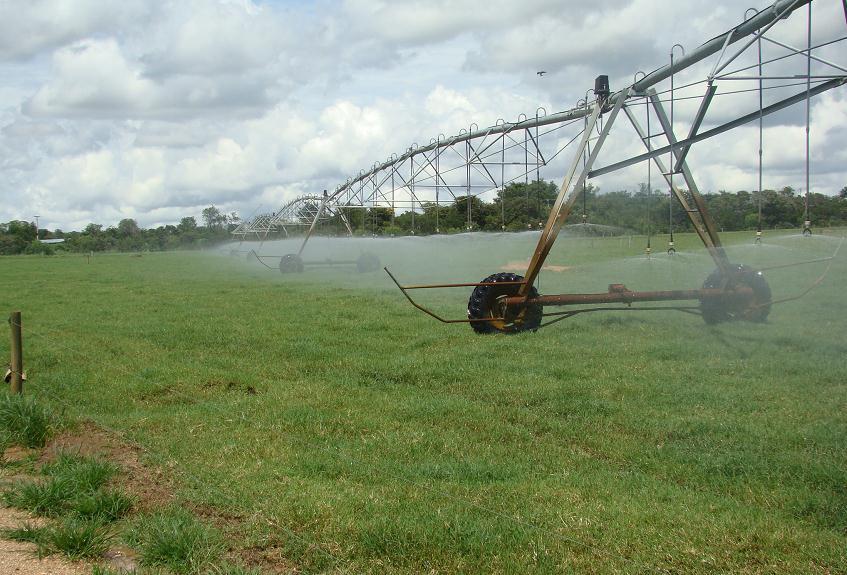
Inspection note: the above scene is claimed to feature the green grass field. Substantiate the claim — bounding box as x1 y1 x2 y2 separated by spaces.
2 229 846 573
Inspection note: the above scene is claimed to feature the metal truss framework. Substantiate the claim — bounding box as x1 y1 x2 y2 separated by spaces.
326 109 584 231
231 194 353 242
538 0 847 283
235 0 846 278
312 0 846 237
378 0 846 331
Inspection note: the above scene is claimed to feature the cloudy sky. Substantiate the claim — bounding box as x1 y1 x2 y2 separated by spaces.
2 0 845 231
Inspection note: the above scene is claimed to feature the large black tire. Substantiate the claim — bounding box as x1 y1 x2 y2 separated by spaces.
700 264 771 324
279 254 304 274
467 272 543 334
356 252 381 273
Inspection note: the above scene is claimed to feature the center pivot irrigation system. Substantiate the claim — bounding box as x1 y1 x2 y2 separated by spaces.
231 194 382 274
373 0 846 333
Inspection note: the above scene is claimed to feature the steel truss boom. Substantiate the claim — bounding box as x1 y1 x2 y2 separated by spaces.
518 0 842 291
233 195 353 242
379 0 846 332
327 0 816 210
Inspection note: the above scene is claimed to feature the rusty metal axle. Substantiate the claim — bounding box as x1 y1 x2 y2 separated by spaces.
385 267 760 328
505 284 754 308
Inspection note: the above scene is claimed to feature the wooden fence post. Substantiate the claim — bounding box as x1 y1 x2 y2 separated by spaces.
9 311 22 394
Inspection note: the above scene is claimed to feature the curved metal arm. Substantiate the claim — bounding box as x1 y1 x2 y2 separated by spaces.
383 267 515 324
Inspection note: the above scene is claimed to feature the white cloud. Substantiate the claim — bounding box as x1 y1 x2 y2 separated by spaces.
140 0 284 77
0 0 845 231
25 39 158 117
0 0 150 61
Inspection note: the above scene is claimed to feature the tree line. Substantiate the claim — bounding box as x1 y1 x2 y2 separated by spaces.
327 181 847 236
3 184 845 255
0 206 235 255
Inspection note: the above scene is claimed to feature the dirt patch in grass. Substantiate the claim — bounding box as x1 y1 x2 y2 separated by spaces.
240 541 300 574
188 504 301 573
202 380 258 395
1 421 171 573
0 506 91 575
4 421 295 574
41 421 174 513
3 446 38 464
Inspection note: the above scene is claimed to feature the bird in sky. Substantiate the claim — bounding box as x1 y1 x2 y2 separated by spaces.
537 71 547 76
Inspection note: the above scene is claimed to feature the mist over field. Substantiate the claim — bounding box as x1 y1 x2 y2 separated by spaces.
224 228 845 321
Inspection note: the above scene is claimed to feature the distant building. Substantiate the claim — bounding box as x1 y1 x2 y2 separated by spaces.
40 238 65 244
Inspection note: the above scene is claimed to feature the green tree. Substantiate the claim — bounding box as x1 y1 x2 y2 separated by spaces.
495 180 558 230
117 218 140 238
202 206 226 229
178 217 198 232
0 220 36 254
8 220 37 242
83 223 103 236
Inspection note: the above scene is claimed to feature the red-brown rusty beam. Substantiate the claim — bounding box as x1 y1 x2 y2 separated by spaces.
505 285 753 308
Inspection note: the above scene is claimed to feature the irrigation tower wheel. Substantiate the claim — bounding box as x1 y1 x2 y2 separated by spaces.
467 272 542 334
356 252 381 273
700 264 771 324
279 254 304 274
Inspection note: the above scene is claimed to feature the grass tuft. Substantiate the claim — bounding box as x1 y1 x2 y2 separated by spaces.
41 452 117 492
3 453 123 518
126 508 223 574
73 489 134 522
2 522 49 546
3 478 76 517
2 518 111 561
0 393 58 448
46 517 112 560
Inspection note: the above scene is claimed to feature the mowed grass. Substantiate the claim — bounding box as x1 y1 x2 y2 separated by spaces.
1 229 846 573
